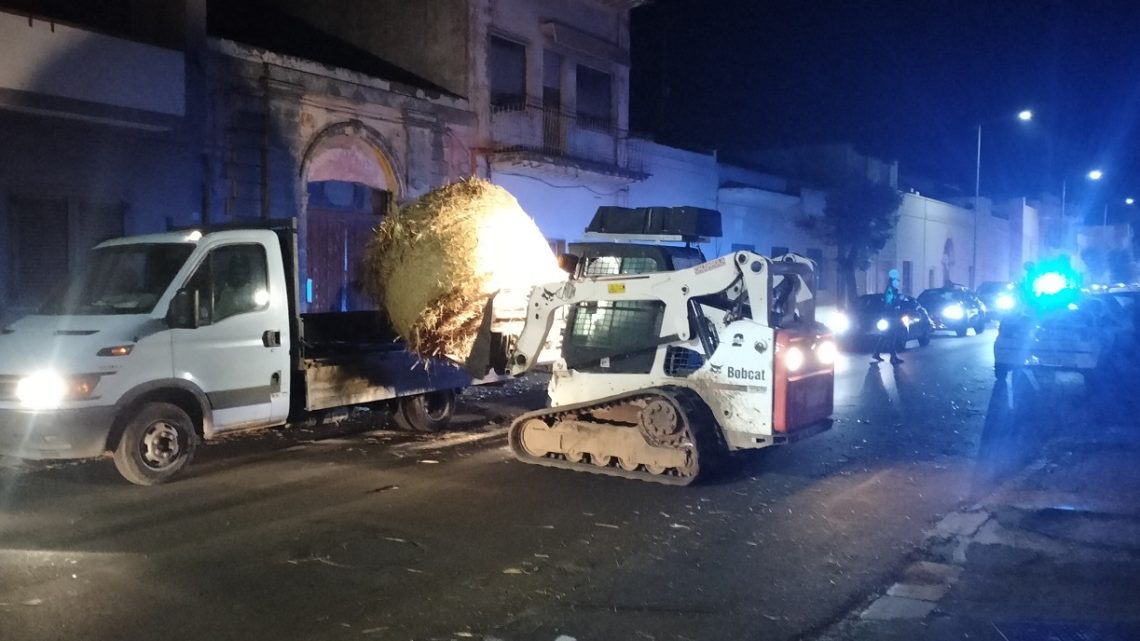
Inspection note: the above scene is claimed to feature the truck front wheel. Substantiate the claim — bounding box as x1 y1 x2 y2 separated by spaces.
112 402 198 486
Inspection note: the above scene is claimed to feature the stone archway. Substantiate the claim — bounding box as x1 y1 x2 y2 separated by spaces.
300 122 402 313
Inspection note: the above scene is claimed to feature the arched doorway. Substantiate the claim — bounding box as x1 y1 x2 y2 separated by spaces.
302 127 399 313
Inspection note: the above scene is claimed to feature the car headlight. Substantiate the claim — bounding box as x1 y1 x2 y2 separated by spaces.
995 294 1015 310
815 340 837 366
827 312 850 335
875 318 890 332
943 304 965 320
16 370 70 410
785 345 805 372
14 370 100 410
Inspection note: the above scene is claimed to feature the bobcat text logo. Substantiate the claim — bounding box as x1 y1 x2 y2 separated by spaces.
726 367 766 381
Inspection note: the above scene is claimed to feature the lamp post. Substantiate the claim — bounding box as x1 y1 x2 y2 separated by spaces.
1060 168 1103 220
973 109 1033 287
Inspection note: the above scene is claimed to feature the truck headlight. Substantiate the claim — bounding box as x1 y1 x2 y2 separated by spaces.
784 346 805 372
875 318 890 332
16 370 69 410
995 294 1015 310
943 304 965 320
14 370 100 410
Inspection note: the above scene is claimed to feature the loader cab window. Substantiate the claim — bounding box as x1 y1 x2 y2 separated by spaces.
563 300 665 374
184 244 270 325
582 256 659 276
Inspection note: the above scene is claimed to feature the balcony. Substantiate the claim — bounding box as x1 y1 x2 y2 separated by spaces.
489 104 647 182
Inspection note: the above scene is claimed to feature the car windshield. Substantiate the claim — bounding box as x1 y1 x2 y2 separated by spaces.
918 289 959 307
39 243 195 315
977 282 1008 297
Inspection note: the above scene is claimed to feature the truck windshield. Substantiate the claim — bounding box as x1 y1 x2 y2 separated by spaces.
39 243 195 315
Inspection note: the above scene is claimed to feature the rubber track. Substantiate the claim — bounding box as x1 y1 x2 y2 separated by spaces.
507 386 719 486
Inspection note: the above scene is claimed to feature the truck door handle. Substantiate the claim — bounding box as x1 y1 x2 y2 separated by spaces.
262 330 281 347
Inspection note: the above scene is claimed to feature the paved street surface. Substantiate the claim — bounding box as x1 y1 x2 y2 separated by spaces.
0 331 1133 641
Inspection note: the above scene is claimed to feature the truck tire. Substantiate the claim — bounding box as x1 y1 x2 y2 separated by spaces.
956 326 968 337
112 402 198 486
397 390 457 432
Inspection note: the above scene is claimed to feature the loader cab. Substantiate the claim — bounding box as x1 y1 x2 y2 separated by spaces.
565 206 720 279
568 243 706 279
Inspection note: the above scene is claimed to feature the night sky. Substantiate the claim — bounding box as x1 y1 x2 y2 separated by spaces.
630 0 1140 218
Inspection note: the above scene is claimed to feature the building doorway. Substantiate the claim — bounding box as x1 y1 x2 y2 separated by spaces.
303 131 397 313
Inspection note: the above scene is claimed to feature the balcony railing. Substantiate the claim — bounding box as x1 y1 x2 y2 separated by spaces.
490 103 638 174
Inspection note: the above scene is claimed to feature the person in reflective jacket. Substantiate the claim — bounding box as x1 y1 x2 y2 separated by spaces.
873 268 904 365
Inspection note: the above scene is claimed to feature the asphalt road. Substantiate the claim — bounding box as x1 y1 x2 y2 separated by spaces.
0 330 1043 641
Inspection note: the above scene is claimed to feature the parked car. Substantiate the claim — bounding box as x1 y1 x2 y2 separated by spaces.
977 281 1018 322
918 286 988 336
994 292 1132 381
846 294 934 351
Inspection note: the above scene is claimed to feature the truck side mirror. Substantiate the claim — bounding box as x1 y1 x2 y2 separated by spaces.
557 253 579 275
166 288 200 329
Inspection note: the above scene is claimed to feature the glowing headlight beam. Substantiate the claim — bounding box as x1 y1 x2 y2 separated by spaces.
815 340 837 366
942 304 965 320
785 345 805 372
15 370 69 410
828 312 850 335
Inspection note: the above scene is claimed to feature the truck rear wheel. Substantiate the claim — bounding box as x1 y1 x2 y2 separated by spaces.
112 402 198 486
395 390 457 433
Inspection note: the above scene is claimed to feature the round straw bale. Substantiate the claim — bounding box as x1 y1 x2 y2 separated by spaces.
363 178 562 361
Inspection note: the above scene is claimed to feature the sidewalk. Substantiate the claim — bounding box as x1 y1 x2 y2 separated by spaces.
820 426 1140 641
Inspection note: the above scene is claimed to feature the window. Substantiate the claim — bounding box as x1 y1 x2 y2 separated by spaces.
582 256 659 276
40 244 194 316
489 36 527 109
902 260 913 295
576 65 612 127
771 246 789 257
185 244 270 324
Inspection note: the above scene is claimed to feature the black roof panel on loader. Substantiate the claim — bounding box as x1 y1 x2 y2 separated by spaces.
586 207 722 240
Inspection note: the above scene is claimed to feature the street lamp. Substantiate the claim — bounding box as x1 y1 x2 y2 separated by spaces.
1061 168 1104 219
973 108 1033 287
